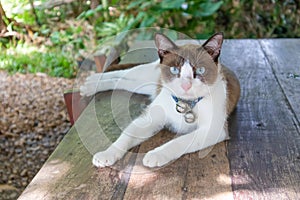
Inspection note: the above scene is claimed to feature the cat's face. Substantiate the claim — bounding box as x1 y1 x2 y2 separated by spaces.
155 33 223 99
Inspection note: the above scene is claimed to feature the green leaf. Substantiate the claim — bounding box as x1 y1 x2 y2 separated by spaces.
95 5 104 12
41 28 51 35
197 1 223 17
127 0 145 9
140 1 153 9
50 31 61 44
77 11 87 19
160 0 185 9
85 9 96 18
140 16 156 27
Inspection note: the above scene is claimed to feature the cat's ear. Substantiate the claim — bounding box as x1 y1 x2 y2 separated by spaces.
202 32 224 62
154 33 177 60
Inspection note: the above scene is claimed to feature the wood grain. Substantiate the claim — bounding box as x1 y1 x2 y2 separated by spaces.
19 91 148 200
259 39 300 124
123 130 190 200
122 133 232 200
222 39 300 199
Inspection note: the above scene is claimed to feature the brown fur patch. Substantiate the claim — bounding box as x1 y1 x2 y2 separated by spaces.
221 65 241 115
159 44 219 85
159 53 183 82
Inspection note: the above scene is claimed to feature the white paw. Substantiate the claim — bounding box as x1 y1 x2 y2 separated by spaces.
92 147 124 168
143 150 172 168
80 74 102 96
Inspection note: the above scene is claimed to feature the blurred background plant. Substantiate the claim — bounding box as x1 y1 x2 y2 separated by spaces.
0 0 299 78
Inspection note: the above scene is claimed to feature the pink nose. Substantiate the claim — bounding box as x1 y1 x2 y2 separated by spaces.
181 82 192 91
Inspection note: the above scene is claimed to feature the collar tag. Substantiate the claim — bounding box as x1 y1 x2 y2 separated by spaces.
171 95 203 123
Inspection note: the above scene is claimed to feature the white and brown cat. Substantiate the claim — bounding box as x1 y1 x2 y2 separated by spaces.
80 32 240 168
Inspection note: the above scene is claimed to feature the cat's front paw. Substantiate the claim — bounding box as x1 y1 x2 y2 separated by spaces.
92 147 124 168
143 150 172 168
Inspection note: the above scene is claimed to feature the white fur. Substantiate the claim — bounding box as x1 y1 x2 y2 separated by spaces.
180 60 193 79
80 59 161 98
80 60 228 168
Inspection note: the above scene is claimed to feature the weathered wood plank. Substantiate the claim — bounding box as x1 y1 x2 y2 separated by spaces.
222 39 300 199
122 130 190 200
259 39 300 124
122 133 233 200
19 91 148 200
183 143 234 200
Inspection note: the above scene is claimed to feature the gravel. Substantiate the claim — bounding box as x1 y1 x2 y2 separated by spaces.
0 71 75 199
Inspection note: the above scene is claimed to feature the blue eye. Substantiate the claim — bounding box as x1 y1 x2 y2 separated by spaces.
196 67 206 75
170 66 180 75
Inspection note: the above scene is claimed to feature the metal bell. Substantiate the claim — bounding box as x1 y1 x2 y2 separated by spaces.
176 101 189 113
184 111 196 123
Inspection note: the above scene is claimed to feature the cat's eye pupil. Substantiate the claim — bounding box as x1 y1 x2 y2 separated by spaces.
196 67 205 75
170 66 179 75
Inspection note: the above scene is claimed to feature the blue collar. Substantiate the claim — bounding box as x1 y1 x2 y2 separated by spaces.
171 95 203 109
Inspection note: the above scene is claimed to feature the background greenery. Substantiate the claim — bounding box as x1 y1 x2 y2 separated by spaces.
0 0 299 78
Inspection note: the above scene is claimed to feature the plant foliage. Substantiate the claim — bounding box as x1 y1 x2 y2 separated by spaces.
0 0 299 78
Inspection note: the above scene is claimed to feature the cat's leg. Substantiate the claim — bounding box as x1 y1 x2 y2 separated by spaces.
93 104 166 167
143 124 227 168
80 59 160 97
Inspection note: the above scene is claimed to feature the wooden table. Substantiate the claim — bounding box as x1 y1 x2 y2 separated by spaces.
19 39 300 199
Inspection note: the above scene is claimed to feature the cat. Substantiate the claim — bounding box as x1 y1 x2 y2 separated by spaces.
80 32 240 168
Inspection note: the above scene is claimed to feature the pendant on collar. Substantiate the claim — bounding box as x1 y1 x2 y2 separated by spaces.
171 95 203 123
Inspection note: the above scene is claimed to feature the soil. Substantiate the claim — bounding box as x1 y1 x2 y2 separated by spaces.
0 71 75 199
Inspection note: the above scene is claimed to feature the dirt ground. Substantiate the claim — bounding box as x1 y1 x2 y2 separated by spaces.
0 71 75 199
